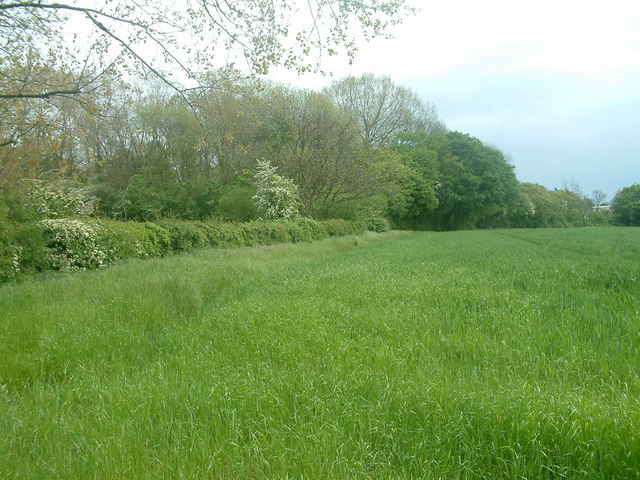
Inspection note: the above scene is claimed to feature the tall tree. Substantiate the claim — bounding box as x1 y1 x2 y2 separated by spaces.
324 74 446 148
611 184 640 226
389 133 440 229
417 132 519 230
258 88 409 218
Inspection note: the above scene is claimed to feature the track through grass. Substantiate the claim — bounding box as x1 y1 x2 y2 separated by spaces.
1 228 639 478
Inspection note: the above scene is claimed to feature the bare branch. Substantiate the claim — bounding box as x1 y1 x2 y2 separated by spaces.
0 89 81 99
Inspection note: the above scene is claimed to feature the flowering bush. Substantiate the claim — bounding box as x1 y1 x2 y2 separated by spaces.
1 217 367 284
41 219 117 271
23 181 95 219
253 160 301 219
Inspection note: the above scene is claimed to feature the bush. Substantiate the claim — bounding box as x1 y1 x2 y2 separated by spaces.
0 221 49 282
216 185 259 222
321 219 365 236
253 160 301 219
41 219 118 271
156 219 209 252
292 217 328 241
21 180 96 220
96 220 172 259
360 216 390 233
0 222 16 282
0 216 370 284
242 222 292 246
265 222 292 243
142 222 172 256
201 222 247 248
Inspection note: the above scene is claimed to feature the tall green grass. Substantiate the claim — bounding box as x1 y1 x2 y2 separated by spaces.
1 228 639 478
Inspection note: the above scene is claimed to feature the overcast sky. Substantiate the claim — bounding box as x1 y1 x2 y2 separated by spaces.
269 0 640 201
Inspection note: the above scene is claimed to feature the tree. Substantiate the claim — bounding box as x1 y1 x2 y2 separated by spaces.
425 132 520 230
258 87 409 218
611 184 640 226
324 74 446 148
591 189 608 209
253 160 300 220
194 77 264 185
0 1 412 100
389 133 439 229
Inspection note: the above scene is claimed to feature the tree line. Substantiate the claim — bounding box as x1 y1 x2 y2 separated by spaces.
1 70 632 229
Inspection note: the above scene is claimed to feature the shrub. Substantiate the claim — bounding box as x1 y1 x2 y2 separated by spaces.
264 222 291 243
95 220 172 259
156 219 208 252
0 222 16 282
0 216 369 284
277 219 307 243
216 185 259 222
292 217 328 241
321 219 365 236
198 222 245 249
20 180 95 220
142 222 172 256
0 221 50 282
360 216 390 233
41 219 118 271
242 222 272 246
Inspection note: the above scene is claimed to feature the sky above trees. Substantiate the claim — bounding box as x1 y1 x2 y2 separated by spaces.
269 0 640 200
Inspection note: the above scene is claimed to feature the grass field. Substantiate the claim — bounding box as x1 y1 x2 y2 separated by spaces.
1 227 639 479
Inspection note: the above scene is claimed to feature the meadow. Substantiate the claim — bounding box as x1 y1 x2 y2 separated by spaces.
1 227 639 479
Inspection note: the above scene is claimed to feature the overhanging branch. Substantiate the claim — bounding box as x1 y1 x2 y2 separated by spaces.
0 89 82 99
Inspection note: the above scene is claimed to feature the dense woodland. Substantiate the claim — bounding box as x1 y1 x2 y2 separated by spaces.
0 71 618 231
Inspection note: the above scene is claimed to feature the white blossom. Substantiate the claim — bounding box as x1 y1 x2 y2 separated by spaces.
253 160 301 220
41 219 117 271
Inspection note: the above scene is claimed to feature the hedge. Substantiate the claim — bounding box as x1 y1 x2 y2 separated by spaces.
1 217 387 283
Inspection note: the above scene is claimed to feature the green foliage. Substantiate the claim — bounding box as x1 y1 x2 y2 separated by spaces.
274 217 328 242
0 222 16 282
276 219 307 242
390 133 440 228
216 184 259 222
242 221 291 246
0 216 364 283
612 184 640 226
390 132 520 230
121 174 167 221
207 223 247 248
96 220 172 259
509 183 597 228
292 217 328 240
155 220 209 252
585 209 612 226
320 219 365 236
0 221 48 282
360 215 390 233
2 180 95 222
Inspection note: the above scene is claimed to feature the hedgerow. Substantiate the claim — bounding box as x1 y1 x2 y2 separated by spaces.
0 216 386 283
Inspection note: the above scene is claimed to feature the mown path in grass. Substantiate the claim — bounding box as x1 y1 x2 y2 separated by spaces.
1 228 639 478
